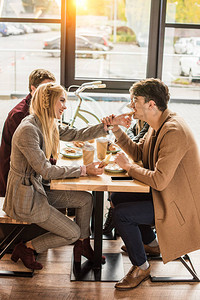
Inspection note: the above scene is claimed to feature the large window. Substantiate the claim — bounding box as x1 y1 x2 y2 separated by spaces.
0 0 61 95
0 0 61 19
0 0 200 101
162 0 200 101
75 0 151 81
64 0 154 92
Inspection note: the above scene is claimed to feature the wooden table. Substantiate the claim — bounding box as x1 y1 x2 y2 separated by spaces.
51 155 149 281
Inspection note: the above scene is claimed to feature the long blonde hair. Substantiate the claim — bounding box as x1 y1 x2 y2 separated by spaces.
135 120 145 135
30 82 66 160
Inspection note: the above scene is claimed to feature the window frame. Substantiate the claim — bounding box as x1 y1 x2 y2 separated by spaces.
2 0 200 94
62 0 166 93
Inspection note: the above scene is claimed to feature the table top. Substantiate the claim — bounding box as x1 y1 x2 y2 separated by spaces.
51 143 149 193
51 173 149 193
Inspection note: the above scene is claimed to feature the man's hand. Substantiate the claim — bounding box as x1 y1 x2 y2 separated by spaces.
113 113 132 128
102 113 132 131
86 162 104 176
114 152 132 172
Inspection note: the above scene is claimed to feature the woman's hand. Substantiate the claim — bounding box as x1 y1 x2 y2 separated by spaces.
114 152 132 172
86 162 104 176
101 114 115 131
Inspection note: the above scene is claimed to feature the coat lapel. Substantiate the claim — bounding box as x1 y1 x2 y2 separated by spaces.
143 109 174 169
152 109 173 167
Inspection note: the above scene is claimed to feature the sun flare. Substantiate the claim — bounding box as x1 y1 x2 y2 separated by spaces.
55 0 61 7
76 0 87 9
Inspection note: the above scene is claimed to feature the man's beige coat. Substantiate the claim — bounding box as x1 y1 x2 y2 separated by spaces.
114 109 200 263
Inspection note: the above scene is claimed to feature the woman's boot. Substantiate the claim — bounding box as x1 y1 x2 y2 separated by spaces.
11 242 43 270
73 238 106 264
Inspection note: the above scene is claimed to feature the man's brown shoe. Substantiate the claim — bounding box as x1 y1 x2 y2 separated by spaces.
121 244 160 256
144 244 160 256
115 265 150 290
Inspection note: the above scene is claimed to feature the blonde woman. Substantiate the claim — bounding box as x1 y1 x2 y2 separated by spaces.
3 82 130 270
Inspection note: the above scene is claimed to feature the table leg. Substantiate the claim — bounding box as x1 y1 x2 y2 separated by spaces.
93 191 104 270
70 190 124 281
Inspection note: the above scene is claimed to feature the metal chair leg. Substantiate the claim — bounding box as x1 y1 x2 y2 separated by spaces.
0 225 34 277
150 255 200 282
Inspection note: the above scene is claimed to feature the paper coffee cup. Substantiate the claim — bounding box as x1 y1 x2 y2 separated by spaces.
96 138 108 160
82 144 95 165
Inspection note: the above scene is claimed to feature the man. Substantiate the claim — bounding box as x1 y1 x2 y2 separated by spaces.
0 69 56 196
103 78 200 290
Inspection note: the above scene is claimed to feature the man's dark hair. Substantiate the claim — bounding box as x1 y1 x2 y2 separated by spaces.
129 78 170 112
29 69 56 93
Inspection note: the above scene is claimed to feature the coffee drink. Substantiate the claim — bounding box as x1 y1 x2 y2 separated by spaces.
96 138 108 160
82 144 95 165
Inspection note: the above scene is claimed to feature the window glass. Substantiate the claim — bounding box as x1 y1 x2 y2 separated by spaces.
0 0 61 19
162 27 200 100
75 0 151 80
0 22 60 94
166 0 200 24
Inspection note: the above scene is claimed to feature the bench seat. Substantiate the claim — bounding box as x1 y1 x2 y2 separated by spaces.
0 198 33 277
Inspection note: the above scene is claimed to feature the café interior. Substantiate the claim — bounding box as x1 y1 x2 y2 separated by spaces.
0 0 200 299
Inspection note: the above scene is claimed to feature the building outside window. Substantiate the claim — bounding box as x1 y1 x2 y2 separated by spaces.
74 0 151 81
162 0 200 101
0 0 61 95
0 0 200 136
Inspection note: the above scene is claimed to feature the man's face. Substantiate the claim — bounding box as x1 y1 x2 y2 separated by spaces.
130 94 149 121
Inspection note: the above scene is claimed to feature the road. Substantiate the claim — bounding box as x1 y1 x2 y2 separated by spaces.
0 30 199 100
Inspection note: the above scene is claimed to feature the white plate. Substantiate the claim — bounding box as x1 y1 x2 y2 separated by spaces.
104 163 125 173
60 148 82 158
65 143 81 150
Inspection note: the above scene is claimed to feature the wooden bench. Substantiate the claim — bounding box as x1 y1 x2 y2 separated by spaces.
0 198 34 277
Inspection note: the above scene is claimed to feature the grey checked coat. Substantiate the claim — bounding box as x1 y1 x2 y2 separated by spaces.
3 114 107 223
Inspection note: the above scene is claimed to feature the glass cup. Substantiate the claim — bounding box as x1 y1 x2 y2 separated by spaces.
96 138 108 161
82 143 95 165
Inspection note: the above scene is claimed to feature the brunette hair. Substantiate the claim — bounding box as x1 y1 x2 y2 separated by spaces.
129 78 170 112
29 69 56 93
30 82 67 159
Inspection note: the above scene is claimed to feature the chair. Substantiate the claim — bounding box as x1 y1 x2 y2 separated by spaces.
148 252 199 282
0 198 34 277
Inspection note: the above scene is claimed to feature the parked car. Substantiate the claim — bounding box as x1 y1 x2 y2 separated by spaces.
43 36 61 57
32 25 51 33
77 35 110 58
78 33 113 50
43 35 108 58
186 37 200 54
174 38 190 54
15 24 34 34
76 35 97 58
179 50 200 82
0 23 9 37
6 24 24 35
136 34 148 47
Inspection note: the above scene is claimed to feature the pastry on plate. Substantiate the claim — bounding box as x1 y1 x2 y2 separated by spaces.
107 142 116 151
73 141 85 148
64 147 76 153
98 153 112 168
